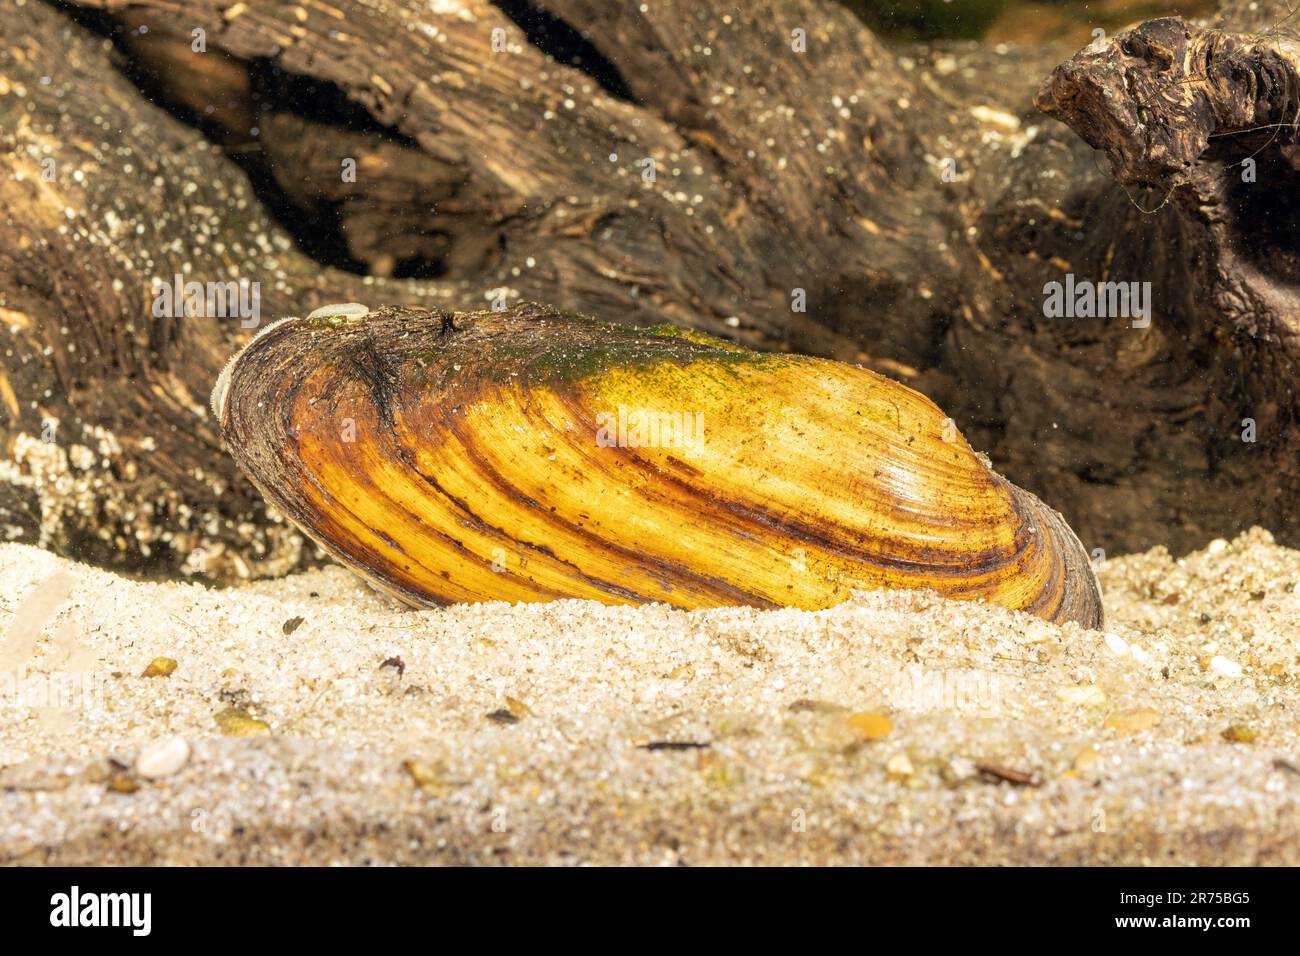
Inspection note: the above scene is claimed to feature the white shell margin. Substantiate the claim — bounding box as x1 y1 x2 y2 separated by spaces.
208 314 298 424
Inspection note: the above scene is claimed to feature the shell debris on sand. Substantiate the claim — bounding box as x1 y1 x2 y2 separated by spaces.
0 526 1298 865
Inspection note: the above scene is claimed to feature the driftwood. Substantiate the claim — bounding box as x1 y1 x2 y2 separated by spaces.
1 0 1298 581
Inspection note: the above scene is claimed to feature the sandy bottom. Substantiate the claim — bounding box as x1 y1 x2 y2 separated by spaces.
1 529 1298 865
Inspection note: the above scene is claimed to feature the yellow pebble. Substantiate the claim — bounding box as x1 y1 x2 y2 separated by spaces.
141 657 178 678
1222 724 1258 744
106 773 140 794
402 759 444 790
848 711 894 741
215 706 271 737
1103 708 1161 734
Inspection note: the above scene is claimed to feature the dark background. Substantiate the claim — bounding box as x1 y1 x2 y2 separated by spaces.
852 0 1214 41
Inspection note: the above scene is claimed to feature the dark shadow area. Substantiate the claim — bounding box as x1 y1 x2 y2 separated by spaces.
1213 139 1300 284
490 0 637 102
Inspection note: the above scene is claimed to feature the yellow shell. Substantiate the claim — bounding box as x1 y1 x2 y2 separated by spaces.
213 303 1102 627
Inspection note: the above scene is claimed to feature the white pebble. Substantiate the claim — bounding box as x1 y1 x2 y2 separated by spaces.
135 735 191 779
1056 685 1106 706
1209 655 1243 679
1103 632 1130 657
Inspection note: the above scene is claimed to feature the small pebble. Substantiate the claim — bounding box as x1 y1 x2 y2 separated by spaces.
1222 724 1258 744
135 736 191 779
1103 633 1130 657
1103 708 1162 735
1209 655 1244 679
105 773 140 794
402 759 445 791
141 656 178 678
941 755 978 786
215 707 272 737
886 752 915 778
848 711 894 741
1056 685 1106 707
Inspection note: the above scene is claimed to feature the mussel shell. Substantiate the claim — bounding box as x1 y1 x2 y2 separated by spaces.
215 303 1102 627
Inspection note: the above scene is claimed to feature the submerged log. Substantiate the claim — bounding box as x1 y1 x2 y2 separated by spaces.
1032 6 1300 547
2 0 1298 581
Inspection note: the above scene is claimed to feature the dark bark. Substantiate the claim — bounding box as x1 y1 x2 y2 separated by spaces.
1030 6 1300 551
2 0 1298 582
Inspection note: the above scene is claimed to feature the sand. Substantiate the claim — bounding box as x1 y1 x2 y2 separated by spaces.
1 528 1298 865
